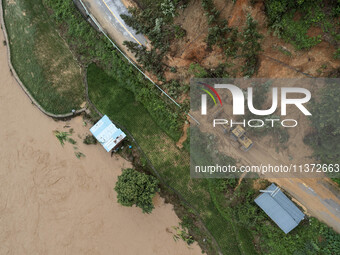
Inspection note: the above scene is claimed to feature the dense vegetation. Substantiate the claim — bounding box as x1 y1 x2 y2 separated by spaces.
202 0 239 58
43 0 185 141
241 15 263 77
115 168 159 213
210 178 340 254
201 0 263 77
265 0 340 52
3 0 84 113
121 0 187 78
121 0 187 52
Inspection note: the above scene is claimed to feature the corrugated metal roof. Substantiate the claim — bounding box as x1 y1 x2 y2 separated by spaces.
255 184 305 234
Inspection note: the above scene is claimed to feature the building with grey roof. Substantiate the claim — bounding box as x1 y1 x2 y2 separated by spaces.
254 183 305 234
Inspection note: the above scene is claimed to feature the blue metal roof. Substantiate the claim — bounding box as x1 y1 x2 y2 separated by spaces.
90 115 126 152
255 184 305 234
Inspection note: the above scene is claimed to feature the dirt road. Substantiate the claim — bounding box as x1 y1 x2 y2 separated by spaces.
193 107 340 233
0 30 201 254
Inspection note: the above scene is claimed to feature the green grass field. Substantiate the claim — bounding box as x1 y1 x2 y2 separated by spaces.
3 0 83 114
87 63 258 255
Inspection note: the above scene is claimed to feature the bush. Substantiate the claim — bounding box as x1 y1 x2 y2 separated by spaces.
123 41 165 76
83 135 97 145
115 169 159 213
188 63 208 78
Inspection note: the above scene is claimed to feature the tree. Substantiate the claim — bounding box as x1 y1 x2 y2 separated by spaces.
114 169 159 213
123 41 164 76
241 14 263 77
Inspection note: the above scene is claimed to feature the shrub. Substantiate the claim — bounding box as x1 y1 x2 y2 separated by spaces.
115 169 159 213
123 41 165 76
83 135 97 145
188 63 208 78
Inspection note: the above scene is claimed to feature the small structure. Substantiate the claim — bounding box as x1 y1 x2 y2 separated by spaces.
254 183 305 234
90 115 126 152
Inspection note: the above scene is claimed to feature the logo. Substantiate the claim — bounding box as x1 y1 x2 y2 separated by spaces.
201 84 311 116
198 82 223 108
199 83 312 128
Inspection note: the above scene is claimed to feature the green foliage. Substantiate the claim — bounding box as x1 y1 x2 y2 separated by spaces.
87 64 183 140
213 178 237 192
163 80 189 99
201 0 220 25
334 48 340 59
173 24 186 39
265 0 339 50
115 169 159 213
67 138 77 145
123 41 164 76
202 0 240 58
44 0 184 141
172 225 194 245
188 63 208 78
305 83 340 163
54 131 71 146
241 14 263 77
83 135 97 145
206 22 228 48
161 0 177 18
74 151 85 159
54 130 77 146
280 13 322 50
211 178 340 254
332 178 340 186
121 1 186 52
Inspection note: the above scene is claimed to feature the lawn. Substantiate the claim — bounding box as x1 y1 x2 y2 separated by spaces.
3 0 83 114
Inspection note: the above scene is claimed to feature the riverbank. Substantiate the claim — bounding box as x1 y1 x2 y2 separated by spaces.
0 29 201 254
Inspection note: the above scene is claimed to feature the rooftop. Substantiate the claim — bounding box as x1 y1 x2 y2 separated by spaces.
255 183 305 234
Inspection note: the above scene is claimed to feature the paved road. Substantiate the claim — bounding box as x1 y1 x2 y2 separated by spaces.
82 0 147 49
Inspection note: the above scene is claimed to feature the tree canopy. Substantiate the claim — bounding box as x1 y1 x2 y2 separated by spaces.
114 168 159 213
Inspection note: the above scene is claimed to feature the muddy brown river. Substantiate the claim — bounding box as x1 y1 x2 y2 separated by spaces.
0 30 201 254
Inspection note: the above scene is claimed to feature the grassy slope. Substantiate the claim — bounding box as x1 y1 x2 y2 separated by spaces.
87 63 249 254
3 0 83 114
